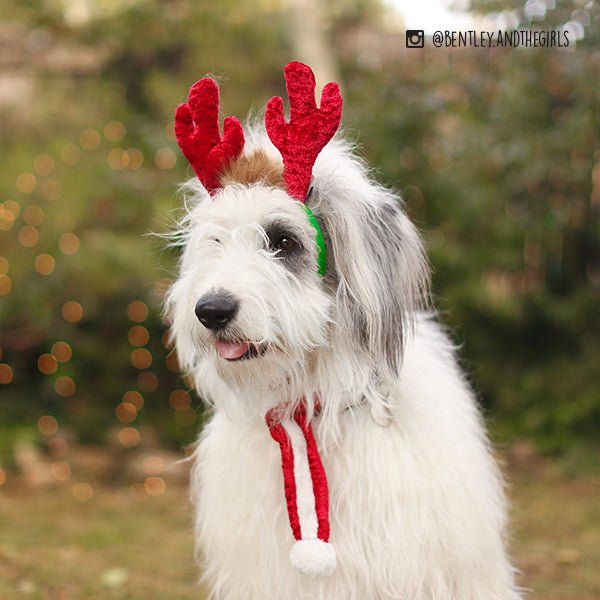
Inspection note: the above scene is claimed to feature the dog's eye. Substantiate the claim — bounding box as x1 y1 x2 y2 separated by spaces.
212 238 221 244
273 236 297 253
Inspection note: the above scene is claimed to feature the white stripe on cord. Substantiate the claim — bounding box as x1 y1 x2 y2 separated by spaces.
283 418 318 539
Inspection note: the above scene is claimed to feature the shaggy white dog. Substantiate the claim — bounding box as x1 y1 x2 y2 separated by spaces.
165 67 521 600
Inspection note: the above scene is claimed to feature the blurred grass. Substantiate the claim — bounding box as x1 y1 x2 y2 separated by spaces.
0 485 200 599
0 458 598 599
509 461 600 600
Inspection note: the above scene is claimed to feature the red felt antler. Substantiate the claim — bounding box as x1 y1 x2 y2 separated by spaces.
175 78 245 194
265 62 343 201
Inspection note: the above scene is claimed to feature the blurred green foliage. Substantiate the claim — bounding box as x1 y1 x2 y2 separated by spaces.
345 42 600 457
0 0 598 462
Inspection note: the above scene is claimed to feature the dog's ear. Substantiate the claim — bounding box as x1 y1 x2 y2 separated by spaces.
311 184 430 377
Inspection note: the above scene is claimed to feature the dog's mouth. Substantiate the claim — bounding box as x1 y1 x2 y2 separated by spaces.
214 338 266 362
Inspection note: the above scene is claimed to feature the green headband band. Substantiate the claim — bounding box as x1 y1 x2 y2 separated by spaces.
302 204 326 276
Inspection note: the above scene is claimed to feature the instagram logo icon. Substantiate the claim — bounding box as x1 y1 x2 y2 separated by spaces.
406 30 425 48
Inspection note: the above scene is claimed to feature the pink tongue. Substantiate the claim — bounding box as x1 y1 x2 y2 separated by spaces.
215 340 250 360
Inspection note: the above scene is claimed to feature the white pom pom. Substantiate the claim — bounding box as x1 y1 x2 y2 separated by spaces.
289 539 337 577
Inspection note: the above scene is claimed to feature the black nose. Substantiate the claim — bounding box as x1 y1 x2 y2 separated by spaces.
194 291 239 331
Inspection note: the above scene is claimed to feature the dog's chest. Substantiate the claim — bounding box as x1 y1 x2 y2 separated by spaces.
191 408 410 598
193 408 380 527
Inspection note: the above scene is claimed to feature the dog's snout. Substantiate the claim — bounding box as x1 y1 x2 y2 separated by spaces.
195 291 239 331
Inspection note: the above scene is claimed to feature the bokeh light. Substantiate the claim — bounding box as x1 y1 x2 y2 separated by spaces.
118 427 140 448
62 300 83 323
104 120 126 141
0 363 13 384
33 153 55 175
122 391 144 410
116 402 137 423
51 341 73 363
131 348 152 370
169 389 191 411
80 128 101 149
165 351 180 373
127 300 148 322
0 468 6 486
37 353 58 375
50 461 71 481
137 372 158 392
126 148 144 169
3 199 20 220
37 415 58 436
48 437 69 457
58 232 80 255
72 482 94 501
128 325 150 346
0 257 8 275
143 476 166 496
154 147 176 170
107 148 130 169
18 225 39 247
16 172 37 194
34 253 56 275
0 215 14 232
55 376 76 397
5 199 19 213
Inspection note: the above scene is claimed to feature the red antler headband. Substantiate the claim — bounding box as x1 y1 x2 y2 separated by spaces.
174 78 245 193
265 61 343 201
174 62 342 201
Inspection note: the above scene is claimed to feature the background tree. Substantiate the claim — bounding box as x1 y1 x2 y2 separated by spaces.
0 0 598 465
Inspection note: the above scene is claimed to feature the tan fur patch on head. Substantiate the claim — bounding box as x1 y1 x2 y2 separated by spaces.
220 149 284 189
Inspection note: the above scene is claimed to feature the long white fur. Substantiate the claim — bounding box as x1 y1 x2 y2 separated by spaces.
165 125 522 599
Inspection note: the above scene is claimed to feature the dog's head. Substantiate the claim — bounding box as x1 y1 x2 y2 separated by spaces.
165 64 430 415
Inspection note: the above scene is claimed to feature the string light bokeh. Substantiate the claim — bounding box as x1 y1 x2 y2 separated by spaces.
1 102 201 496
